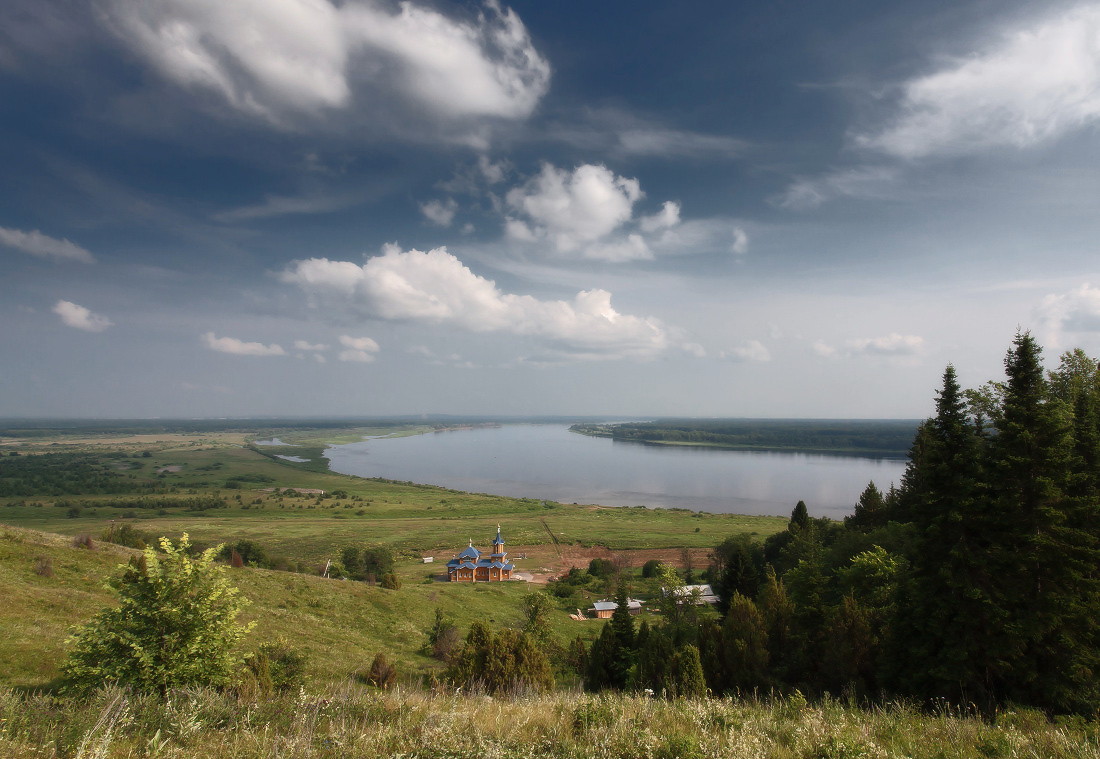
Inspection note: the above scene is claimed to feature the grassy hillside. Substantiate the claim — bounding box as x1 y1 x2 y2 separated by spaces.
0 525 609 689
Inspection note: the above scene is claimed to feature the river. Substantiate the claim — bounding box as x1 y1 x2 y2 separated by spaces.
324 424 908 519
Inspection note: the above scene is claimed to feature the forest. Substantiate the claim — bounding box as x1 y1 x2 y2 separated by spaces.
571 418 918 456
578 332 1100 716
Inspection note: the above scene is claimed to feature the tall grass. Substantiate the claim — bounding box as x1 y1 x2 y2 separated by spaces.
1 685 1096 759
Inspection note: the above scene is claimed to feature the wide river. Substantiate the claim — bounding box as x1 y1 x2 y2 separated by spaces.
324 424 908 519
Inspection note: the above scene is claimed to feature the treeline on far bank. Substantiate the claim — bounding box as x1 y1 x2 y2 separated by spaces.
576 332 1100 717
571 418 918 456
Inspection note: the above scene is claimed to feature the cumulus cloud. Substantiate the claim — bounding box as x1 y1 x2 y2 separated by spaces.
813 340 837 358
281 245 671 360
723 340 771 363
202 332 286 356
100 0 550 126
1 226 95 263
859 4 1100 158
338 334 380 362
1039 282 1100 333
53 300 112 332
639 201 680 233
505 163 643 252
420 197 458 227
294 340 328 351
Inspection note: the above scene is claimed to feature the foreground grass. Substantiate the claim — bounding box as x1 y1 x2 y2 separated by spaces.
2 685 1096 759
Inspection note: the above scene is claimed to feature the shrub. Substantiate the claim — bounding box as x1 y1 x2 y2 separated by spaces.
62 533 252 695
641 559 662 578
72 534 95 550
66 506 82 519
366 652 396 689
34 556 53 577
381 572 401 590
101 523 146 549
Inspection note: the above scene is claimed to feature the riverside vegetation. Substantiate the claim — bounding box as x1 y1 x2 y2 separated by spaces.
3 331 1100 756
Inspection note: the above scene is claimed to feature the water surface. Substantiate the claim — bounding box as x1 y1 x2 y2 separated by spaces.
325 424 907 519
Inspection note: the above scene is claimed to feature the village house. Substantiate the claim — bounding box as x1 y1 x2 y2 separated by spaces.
445 525 515 582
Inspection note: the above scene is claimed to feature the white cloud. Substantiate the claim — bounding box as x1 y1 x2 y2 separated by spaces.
846 333 924 356
313 353 327 363
723 340 771 363
584 234 652 263
282 245 671 360
294 340 328 351
731 227 749 256
859 4 1100 158
101 0 550 126
682 342 707 358
639 201 681 233
505 163 643 252
478 154 508 184
202 332 286 356
504 217 538 241
1 226 95 263
813 340 837 358
53 300 112 332
420 197 458 227
1038 282 1100 335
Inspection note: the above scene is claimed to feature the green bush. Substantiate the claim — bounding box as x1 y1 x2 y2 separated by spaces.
62 534 252 695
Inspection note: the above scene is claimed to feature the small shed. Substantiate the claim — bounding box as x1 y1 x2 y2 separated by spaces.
589 598 644 618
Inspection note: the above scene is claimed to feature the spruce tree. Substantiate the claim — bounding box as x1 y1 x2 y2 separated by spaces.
891 364 1000 707
992 332 1098 712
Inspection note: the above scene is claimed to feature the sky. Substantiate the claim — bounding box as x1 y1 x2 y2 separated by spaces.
3 0 1100 419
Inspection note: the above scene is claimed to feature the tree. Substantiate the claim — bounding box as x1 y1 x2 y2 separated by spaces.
520 591 553 644
672 644 706 698
722 592 769 692
63 534 252 695
891 363 1001 706
992 332 1098 712
710 534 761 612
845 482 885 532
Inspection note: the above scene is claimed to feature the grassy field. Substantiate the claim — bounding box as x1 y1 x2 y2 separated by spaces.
2 682 1096 759
0 438 786 566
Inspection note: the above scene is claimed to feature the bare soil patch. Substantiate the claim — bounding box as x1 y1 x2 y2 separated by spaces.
507 545 711 584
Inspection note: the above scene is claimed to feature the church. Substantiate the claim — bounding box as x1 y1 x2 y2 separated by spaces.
446 525 515 582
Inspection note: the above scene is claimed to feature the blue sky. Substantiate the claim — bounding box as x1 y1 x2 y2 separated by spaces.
3 0 1100 418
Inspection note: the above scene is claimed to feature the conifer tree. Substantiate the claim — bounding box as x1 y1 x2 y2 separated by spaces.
992 332 1099 712
891 364 999 706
